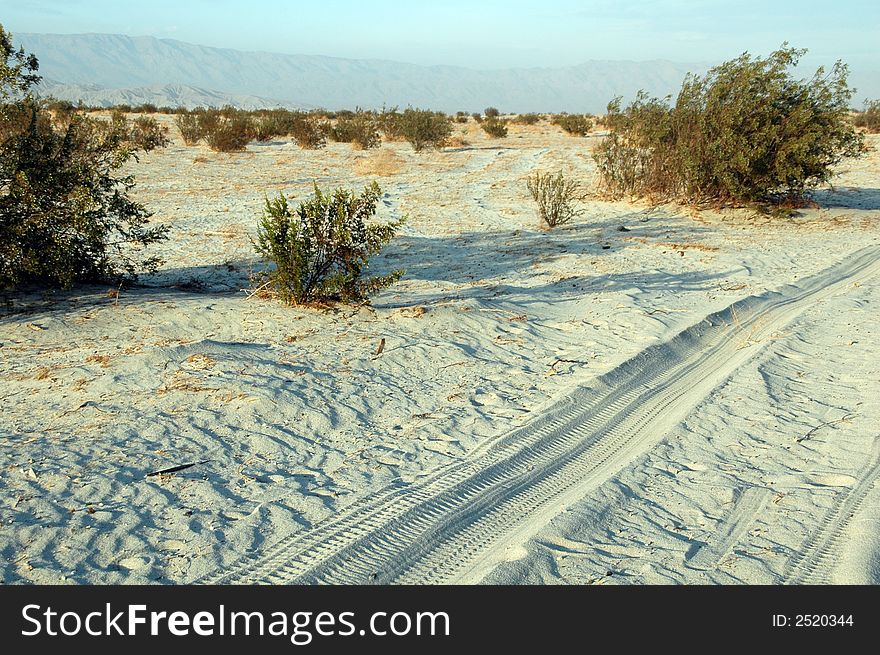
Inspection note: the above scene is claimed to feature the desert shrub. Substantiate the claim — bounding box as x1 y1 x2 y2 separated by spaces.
128 115 170 150
396 108 452 152
455 111 469 123
175 112 202 145
526 171 585 228
594 46 864 205
253 181 404 304
513 113 541 125
853 99 880 133
484 107 500 118
377 106 404 140
552 113 593 136
329 114 381 149
471 112 483 123
481 118 508 138
253 114 286 142
290 116 327 149
202 112 253 152
0 25 169 289
132 103 158 114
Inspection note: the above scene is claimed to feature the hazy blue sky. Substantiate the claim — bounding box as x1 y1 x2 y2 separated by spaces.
4 0 878 70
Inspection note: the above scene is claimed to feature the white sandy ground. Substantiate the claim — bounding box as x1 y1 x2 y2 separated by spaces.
0 117 878 584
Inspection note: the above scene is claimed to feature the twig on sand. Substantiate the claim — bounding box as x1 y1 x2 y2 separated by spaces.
796 413 855 443
146 459 211 478
546 358 590 375
374 338 386 357
243 280 273 300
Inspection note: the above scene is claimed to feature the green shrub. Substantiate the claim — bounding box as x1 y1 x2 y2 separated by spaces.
128 115 170 150
552 113 593 136
484 107 500 118
0 25 168 289
253 181 404 304
594 46 864 205
481 118 508 138
853 99 880 133
526 171 585 228
290 116 327 149
471 112 483 123
175 112 202 145
202 112 253 152
253 114 285 142
396 108 452 152
513 113 541 125
329 114 381 149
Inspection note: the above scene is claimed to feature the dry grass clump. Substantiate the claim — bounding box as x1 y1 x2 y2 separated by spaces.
526 171 585 228
353 149 404 176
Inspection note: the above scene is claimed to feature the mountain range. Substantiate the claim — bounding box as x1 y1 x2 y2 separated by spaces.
17 32 703 113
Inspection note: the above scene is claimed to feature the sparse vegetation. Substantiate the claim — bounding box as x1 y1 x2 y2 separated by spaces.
853 100 880 133
202 111 254 152
526 171 585 228
594 46 864 205
513 113 541 125
484 107 500 118
552 113 593 136
175 112 203 145
290 115 328 149
0 24 168 289
481 118 508 138
329 113 381 149
395 108 452 152
253 181 404 304
128 115 170 150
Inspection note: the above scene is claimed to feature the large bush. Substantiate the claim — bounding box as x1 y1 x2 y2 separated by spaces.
594 46 863 205
552 113 593 136
481 118 508 138
1 25 168 289
198 108 254 152
395 108 452 152
254 181 403 304
329 113 381 150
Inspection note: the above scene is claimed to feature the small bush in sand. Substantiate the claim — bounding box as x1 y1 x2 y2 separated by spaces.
254 181 404 304
853 100 880 133
329 113 381 149
128 115 170 150
513 113 542 125
396 108 452 152
594 46 864 206
484 107 500 118
175 112 202 145
526 171 585 229
454 111 469 123
252 114 286 142
0 25 169 289
290 116 328 149
552 113 593 136
199 109 254 152
481 118 508 138
471 112 483 123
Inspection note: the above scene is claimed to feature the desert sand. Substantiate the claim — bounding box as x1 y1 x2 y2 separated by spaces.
1 117 878 584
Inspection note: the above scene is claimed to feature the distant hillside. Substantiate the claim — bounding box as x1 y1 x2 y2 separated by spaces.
17 32 704 113
35 78 306 110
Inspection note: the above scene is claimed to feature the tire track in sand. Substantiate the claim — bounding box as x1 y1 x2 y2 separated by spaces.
198 246 880 585
785 437 880 584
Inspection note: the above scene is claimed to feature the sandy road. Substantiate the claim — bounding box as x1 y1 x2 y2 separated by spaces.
198 246 880 584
